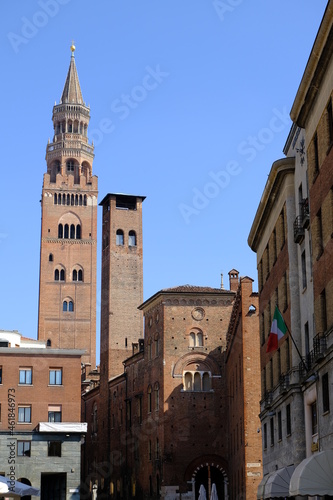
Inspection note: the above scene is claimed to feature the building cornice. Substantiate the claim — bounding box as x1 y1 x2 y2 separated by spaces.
248 157 295 252
290 2 333 127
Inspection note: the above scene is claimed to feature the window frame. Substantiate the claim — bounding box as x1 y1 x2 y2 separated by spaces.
49 368 63 386
17 440 31 457
48 441 61 457
18 406 31 423
19 368 32 385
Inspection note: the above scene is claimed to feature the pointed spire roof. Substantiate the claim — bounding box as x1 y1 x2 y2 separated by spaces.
60 44 84 105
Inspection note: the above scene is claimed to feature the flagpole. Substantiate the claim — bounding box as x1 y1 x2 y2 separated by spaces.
277 307 308 373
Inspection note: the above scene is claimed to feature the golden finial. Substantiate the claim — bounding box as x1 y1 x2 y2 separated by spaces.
70 40 76 54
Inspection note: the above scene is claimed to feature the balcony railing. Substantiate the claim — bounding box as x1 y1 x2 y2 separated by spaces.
279 373 290 394
294 215 305 243
298 332 327 376
301 198 310 229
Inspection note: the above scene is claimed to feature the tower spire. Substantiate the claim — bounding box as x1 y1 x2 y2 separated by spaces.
60 43 84 104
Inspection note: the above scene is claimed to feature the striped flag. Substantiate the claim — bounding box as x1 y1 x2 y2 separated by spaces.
266 306 287 353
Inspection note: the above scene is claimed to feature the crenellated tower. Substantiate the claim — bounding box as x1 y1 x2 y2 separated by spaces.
37 45 98 367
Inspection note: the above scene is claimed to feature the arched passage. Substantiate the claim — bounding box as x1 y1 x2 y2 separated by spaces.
185 455 229 500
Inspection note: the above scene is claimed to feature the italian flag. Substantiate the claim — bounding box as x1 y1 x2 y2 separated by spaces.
266 306 287 353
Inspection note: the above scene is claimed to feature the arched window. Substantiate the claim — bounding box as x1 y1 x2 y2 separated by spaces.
46 339 51 347
194 372 201 391
68 301 74 312
147 386 152 413
63 300 74 312
92 403 98 434
116 229 124 246
76 225 81 239
67 194 70 206
84 195 87 206
64 224 69 239
70 224 75 239
148 339 152 361
67 160 74 172
155 336 159 357
128 230 136 247
71 194 74 206
154 383 159 411
78 269 83 281
58 224 63 238
189 330 204 347
62 194 66 205
183 370 212 392
156 437 159 459
54 194 57 205
58 194 61 205
60 269 65 281
54 269 59 281
75 195 78 206
184 372 192 391
49 254 53 262
63 301 68 312
79 195 82 206
203 372 211 391
73 270 77 281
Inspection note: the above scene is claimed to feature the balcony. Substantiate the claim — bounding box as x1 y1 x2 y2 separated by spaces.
294 215 305 243
262 391 273 409
301 198 310 229
299 333 327 377
279 374 290 394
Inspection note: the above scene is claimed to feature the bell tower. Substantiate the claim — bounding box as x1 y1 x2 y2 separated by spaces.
38 45 98 367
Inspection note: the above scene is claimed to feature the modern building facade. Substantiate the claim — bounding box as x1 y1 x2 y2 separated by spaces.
37 45 98 368
0 330 86 499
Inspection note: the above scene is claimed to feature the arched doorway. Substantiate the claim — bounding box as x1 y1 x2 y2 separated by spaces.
17 477 32 500
185 456 229 500
194 464 226 500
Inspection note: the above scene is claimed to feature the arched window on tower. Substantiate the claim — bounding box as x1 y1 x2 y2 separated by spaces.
68 301 74 312
79 195 83 206
64 224 69 239
73 269 77 281
116 229 124 246
67 160 74 173
76 225 81 239
183 367 212 392
58 224 63 239
54 194 57 205
78 269 83 281
62 194 66 205
147 386 152 413
84 195 87 206
58 194 61 205
67 194 70 206
70 224 75 239
49 254 53 262
71 194 74 206
128 230 137 247
54 269 59 281
60 269 65 281
75 195 78 206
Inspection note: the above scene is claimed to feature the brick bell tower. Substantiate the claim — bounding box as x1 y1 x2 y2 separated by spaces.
99 193 145 379
38 44 98 367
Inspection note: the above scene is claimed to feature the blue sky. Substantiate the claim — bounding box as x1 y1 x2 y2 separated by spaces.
0 1 328 346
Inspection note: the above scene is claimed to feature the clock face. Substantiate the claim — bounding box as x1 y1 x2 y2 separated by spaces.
191 307 205 321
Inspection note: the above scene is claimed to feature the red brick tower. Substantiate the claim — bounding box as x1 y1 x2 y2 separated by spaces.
37 45 98 367
99 193 145 379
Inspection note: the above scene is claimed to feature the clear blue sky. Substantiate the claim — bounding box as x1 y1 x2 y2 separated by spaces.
0 1 328 347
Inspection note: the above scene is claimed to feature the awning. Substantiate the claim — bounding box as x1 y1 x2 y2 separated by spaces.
38 421 87 432
264 466 295 499
289 450 333 497
0 476 40 497
257 474 270 499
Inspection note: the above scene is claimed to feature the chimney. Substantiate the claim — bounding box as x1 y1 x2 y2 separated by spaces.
220 273 225 290
228 269 239 292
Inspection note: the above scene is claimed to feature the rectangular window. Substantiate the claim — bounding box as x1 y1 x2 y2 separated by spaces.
320 289 327 333
311 401 318 435
322 373 330 413
278 411 282 441
301 250 307 289
0 366 2 384
19 368 32 385
18 406 31 423
48 441 61 457
126 400 132 427
286 404 291 436
327 99 333 146
316 209 323 259
281 208 285 248
48 405 62 423
17 441 31 457
137 397 142 424
270 417 274 446
314 132 319 175
305 322 310 357
49 368 62 385
0 403 1 422
148 440 152 461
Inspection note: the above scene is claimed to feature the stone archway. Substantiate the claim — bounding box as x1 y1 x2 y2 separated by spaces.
184 455 229 500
